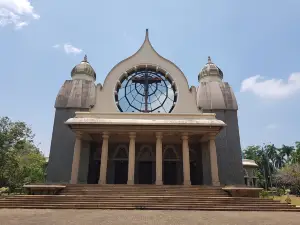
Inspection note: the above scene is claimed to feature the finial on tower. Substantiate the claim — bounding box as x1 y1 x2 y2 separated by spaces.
145 28 149 39
208 56 212 64
83 54 88 62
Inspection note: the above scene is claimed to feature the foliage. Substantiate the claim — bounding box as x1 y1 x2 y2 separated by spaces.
260 190 269 198
0 187 9 195
274 164 300 195
285 195 292 204
243 142 300 189
0 117 46 191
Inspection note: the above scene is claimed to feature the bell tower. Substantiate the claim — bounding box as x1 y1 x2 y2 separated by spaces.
47 55 96 183
196 57 244 185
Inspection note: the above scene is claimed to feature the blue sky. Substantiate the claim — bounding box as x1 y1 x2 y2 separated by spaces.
1 0 300 156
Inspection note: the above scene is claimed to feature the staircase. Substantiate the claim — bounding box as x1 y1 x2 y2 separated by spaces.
0 185 299 211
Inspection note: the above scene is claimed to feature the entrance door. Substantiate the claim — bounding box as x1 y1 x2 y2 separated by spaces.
114 160 128 184
163 161 177 185
87 160 100 184
138 161 153 184
190 161 198 185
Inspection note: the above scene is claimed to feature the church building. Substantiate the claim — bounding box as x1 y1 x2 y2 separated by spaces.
47 30 244 186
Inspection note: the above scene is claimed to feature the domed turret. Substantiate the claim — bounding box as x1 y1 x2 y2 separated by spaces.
196 56 237 110
198 56 223 82
71 55 96 81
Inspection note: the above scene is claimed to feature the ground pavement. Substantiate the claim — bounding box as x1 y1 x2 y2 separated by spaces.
0 209 299 225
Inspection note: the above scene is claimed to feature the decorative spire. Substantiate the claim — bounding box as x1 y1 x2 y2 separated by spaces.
208 56 212 64
82 54 88 62
145 28 149 41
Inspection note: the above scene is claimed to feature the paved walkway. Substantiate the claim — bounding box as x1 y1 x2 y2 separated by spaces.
0 209 299 225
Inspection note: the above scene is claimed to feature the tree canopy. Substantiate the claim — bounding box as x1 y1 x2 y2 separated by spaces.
0 117 46 191
243 142 300 192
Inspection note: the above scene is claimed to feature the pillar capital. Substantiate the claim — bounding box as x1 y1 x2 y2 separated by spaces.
155 132 163 139
75 132 83 139
102 132 109 139
129 132 136 139
208 133 217 140
181 133 189 140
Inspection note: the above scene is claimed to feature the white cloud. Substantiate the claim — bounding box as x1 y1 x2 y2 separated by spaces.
0 0 40 29
266 124 278 130
63 43 82 55
240 73 300 99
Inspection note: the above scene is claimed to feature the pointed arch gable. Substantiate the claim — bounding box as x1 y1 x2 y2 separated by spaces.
91 30 199 113
137 144 155 161
163 145 180 160
112 144 129 160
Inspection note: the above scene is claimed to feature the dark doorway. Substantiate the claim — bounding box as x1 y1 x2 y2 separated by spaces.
138 161 153 184
114 160 128 184
190 161 199 185
163 161 177 185
87 160 100 184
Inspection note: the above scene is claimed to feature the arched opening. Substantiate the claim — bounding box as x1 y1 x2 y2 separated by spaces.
87 143 101 184
189 148 202 185
163 145 180 185
136 145 155 184
112 145 129 184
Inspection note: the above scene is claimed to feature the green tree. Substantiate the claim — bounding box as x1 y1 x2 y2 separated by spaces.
290 142 300 164
243 142 300 189
0 117 46 191
274 163 300 195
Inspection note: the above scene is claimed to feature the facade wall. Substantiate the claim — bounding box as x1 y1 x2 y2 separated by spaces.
46 108 88 183
204 109 244 185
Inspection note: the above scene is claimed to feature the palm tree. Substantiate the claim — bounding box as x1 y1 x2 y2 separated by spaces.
280 145 294 165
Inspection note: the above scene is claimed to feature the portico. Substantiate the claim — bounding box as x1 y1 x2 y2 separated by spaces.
66 112 225 186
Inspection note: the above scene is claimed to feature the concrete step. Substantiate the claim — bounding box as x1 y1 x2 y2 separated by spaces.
0 202 295 209
0 198 286 203
0 199 278 203
0 204 299 211
0 195 277 201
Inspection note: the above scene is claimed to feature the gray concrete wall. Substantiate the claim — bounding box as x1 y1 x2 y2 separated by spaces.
46 108 87 183
204 109 244 185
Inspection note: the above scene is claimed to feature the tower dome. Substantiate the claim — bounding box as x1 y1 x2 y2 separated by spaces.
198 56 223 82
71 55 96 81
196 56 238 110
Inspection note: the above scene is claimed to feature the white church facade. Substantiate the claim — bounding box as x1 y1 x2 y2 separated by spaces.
47 30 244 186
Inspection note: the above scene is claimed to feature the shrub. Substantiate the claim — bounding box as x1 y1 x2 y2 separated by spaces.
260 190 269 198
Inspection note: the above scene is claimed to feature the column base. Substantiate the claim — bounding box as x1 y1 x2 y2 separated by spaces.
98 180 106 185
155 180 163 185
127 180 134 185
183 180 191 185
212 180 220 186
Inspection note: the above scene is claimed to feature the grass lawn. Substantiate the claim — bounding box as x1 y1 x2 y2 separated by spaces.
270 195 300 206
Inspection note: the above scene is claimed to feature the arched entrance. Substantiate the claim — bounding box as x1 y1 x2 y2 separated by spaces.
163 145 180 185
136 145 155 184
112 145 129 184
189 148 202 185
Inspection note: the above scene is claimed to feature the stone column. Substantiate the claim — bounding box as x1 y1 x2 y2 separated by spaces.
182 133 191 185
70 133 82 184
127 132 136 185
155 132 163 185
209 134 220 186
98 132 109 184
